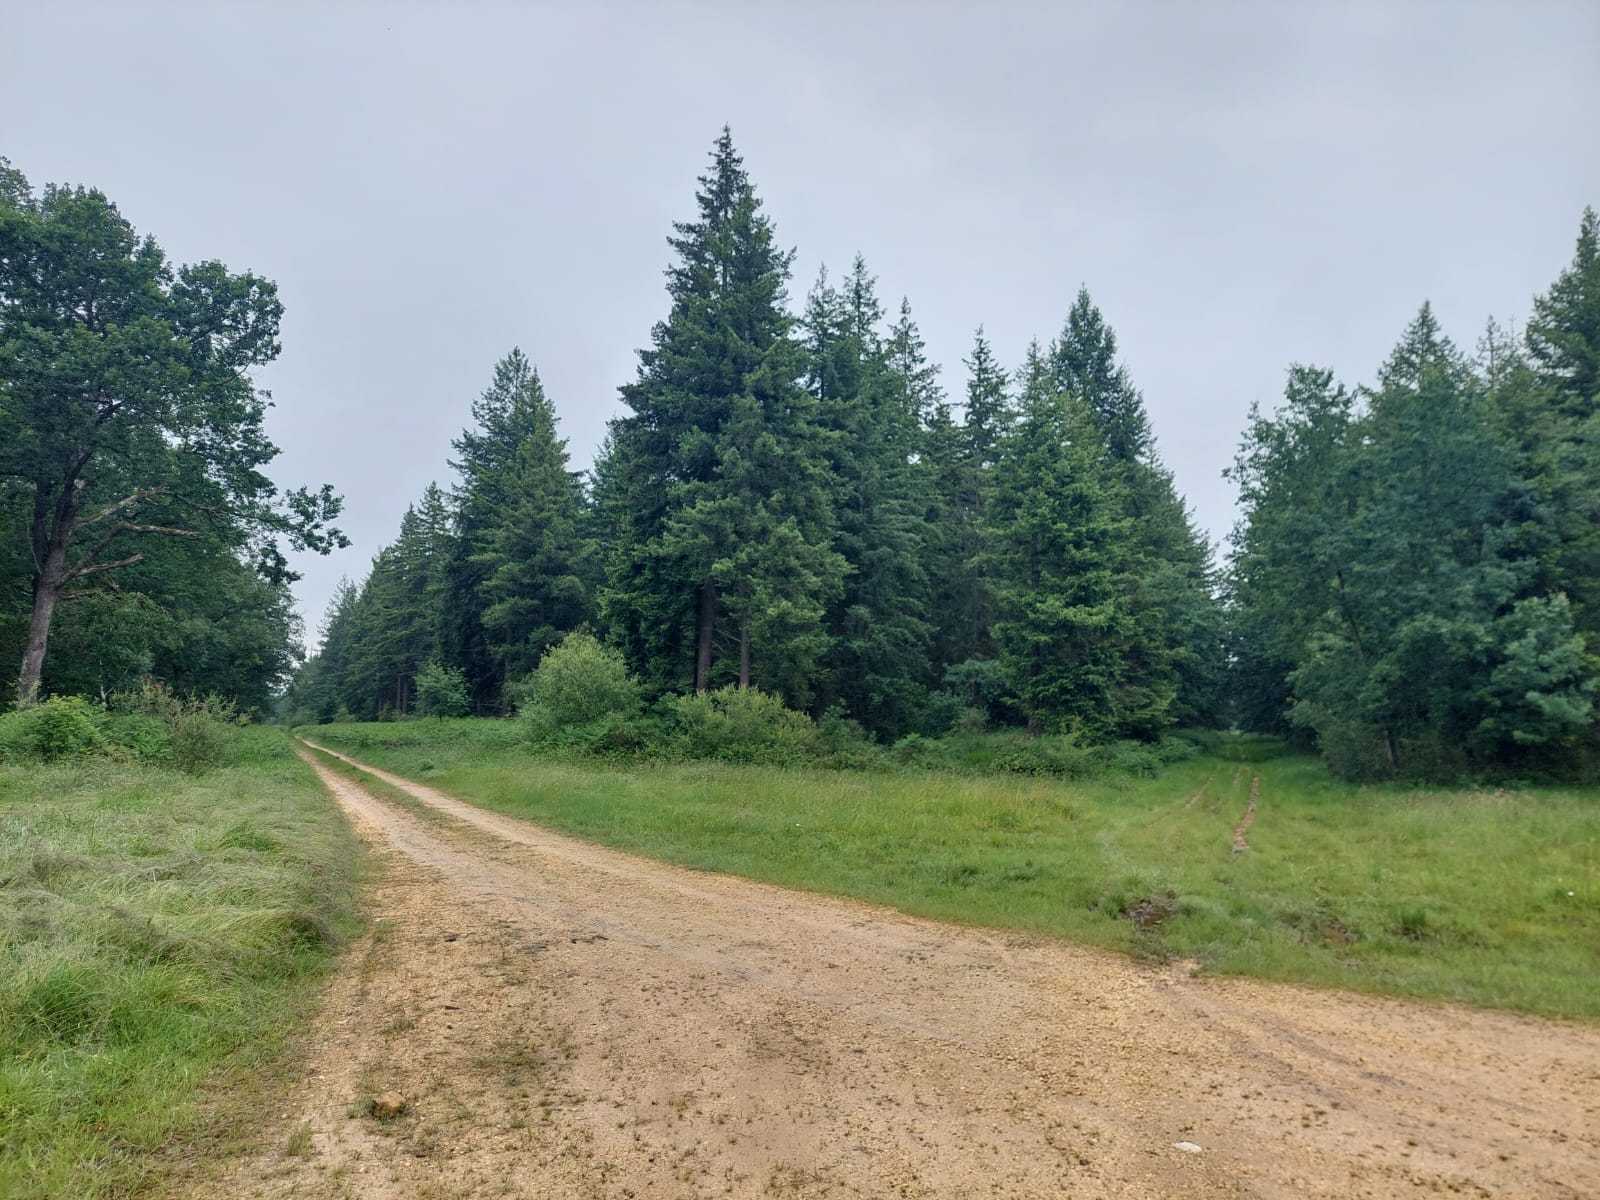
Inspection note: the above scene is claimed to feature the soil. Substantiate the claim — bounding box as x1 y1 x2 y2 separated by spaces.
187 742 1600 1199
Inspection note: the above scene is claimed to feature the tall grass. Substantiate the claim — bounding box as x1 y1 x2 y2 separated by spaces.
0 728 361 1199
307 720 1600 1021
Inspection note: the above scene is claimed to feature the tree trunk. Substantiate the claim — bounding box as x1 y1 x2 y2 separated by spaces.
738 622 751 690
17 481 80 707
17 569 62 707
695 582 717 692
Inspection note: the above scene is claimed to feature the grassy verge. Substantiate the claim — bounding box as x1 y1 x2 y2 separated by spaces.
305 719 1599 1021
0 728 361 1199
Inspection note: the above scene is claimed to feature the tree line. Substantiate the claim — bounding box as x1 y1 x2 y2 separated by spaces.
286 132 1225 744
5 135 1596 778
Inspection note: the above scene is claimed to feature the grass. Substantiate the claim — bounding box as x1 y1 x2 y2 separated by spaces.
305 718 1600 1021
0 727 362 1199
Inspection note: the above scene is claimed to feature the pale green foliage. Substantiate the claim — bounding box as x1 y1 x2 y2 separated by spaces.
0 696 103 760
1478 595 1597 747
665 686 823 765
414 661 471 718
1236 305 1598 778
516 632 641 751
112 680 242 773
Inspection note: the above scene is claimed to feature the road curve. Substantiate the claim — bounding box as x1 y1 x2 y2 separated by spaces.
196 741 1600 1199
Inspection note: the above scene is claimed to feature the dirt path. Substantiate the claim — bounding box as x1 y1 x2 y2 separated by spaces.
194 743 1600 1199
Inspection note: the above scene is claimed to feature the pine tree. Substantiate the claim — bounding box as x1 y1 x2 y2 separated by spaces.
1049 287 1151 464
473 359 595 683
988 342 1136 735
1235 306 1596 776
603 129 844 703
961 328 1012 470
884 297 944 428
802 262 934 736
1526 206 1600 416
1497 209 1600 651
443 349 549 708
1049 289 1223 728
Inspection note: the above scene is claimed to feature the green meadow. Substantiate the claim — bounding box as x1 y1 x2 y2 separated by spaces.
306 719 1600 1022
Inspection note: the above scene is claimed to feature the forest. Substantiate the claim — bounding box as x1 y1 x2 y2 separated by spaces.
5 134 1598 780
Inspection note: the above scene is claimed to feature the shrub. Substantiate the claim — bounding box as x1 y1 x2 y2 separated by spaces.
520 634 640 725
101 712 173 762
111 681 241 773
942 657 1015 721
952 706 989 735
0 696 104 761
664 687 822 765
914 689 968 737
517 633 642 752
415 662 471 718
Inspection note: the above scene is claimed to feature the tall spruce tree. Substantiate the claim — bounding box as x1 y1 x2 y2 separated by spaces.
988 342 1137 735
1049 289 1223 728
1526 207 1600 415
602 130 844 703
1498 208 1600 651
444 349 547 708
473 359 595 683
1233 306 1595 777
801 261 935 736
1049 287 1151 464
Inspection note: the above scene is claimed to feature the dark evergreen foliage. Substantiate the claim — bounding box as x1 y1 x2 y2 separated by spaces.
12 144 1593 779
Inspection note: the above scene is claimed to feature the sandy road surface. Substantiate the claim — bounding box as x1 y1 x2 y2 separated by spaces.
193 742 1600 1199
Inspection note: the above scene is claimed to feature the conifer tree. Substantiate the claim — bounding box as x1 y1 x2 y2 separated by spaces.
1050 287 1151 463
603 130 844 702
1526 207 1600 415
1496 208 1600 651
443 349 549 707
802 262 934 735
1049 289 1223 728
1233 306 1596 776
961 328 1012 470
988 342 1135 735
473 360 595 683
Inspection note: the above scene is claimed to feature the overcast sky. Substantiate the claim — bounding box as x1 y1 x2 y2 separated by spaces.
6 2 1599 640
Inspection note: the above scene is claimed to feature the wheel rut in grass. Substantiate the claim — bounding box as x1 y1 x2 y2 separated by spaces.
197 740 1600 1198
1231 774 1262 854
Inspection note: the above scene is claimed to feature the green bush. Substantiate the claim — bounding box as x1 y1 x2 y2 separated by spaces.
0 696 104 761
415 662 471 718
663 687 822 765
111 681 241 773
100 712 173 761
517 633 641 750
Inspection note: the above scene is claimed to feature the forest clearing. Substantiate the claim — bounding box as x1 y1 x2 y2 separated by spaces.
6 5 1600 1197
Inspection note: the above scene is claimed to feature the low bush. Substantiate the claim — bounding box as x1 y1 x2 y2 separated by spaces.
517 632 643 752
0 696 104 761
663 686 823 766
889 729 1201 779
415 662 471 718
110 681 242 773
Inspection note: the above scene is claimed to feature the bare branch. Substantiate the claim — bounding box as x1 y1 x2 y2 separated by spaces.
80 487 168 528
63 553 144 582
116 523 199 538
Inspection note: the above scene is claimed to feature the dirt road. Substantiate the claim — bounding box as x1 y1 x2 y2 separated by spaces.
196 742 1600 1199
